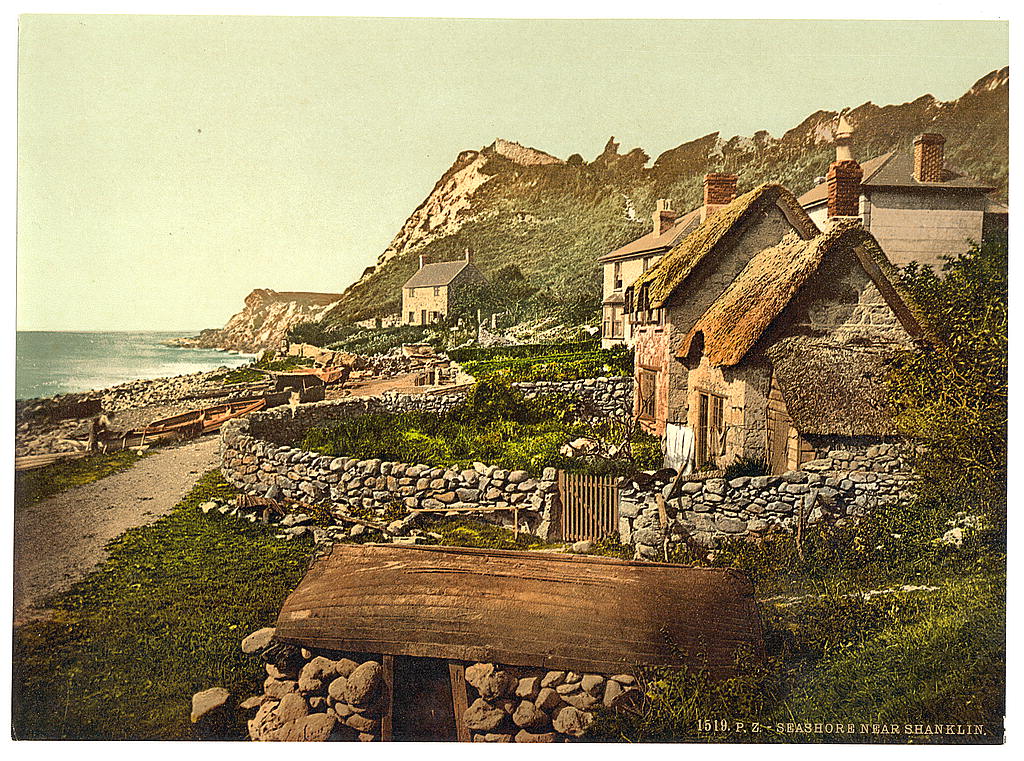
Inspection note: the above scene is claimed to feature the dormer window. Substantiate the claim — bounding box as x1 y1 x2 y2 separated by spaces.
613 262 623 290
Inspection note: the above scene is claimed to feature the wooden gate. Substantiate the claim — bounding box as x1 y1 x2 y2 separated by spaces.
557 471 620 542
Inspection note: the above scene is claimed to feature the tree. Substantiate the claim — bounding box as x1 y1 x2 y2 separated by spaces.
889 232 1007 531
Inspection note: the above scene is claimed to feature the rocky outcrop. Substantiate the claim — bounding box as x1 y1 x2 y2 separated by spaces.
174 289 342 353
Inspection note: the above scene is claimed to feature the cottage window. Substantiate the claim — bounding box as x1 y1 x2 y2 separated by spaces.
637 367 658 420
408 312 414 323
613 262 623 290
696 391 725 468
408 287 415 297
642 256 652 272
433 286 441 297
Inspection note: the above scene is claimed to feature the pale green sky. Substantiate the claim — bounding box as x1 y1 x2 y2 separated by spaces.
17 16 1008 331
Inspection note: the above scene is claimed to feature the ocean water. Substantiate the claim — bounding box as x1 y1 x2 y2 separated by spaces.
15 331 257 400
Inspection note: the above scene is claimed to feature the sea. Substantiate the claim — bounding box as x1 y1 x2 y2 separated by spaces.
15 331 257 401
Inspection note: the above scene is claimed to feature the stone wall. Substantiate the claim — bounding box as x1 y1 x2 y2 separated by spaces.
236 630 640 742
514 376 633 420
618 444 914 559
221 393 560 539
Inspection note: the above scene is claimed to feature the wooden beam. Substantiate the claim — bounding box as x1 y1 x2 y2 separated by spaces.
448 662 470 743
381 654 394 742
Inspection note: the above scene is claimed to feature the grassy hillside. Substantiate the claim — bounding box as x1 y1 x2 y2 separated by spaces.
324 67 1007 325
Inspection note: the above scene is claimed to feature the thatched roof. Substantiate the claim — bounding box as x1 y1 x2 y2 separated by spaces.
628 184 818 309
766 336 899 437
679 220 936 367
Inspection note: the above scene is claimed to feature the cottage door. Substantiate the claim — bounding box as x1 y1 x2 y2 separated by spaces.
766 408 792 475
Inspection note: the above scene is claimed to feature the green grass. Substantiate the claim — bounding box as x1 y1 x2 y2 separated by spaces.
418 517 561 551
213 352 313 385
12 470 314 740
15 450 147 507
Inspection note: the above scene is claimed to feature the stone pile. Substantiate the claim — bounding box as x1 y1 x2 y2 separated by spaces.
232 628 389 741
199 626 644 742
618 445 915 559
461 663 639 742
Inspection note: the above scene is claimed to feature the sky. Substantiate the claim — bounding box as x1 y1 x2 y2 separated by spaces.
16 16 1009 332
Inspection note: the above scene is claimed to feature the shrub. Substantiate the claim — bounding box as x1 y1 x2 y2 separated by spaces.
722 455 769 480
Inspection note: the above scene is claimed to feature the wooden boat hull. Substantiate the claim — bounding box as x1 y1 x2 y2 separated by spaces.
274 543 764 676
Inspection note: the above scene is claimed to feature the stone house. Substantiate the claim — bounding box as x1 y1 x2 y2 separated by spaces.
401 251 487 326
624 181 820 439
798 117 1007 269
597 174 737 348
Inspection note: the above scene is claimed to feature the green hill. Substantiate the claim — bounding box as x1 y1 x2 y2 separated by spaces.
325 67 1008 326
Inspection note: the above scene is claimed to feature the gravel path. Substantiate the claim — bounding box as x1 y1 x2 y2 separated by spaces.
13 436 221 626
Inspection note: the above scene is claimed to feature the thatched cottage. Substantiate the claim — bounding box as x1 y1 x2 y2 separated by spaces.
626 168 934 473
401 251 487 326
798 116 1007 269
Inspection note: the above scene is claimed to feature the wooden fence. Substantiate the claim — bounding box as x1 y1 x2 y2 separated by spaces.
557 471 620 542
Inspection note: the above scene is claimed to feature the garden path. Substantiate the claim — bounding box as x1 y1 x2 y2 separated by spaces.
13 436 220 626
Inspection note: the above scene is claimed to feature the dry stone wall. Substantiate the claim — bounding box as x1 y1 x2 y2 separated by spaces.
234 629 640 742
514 376 633 419
619 443 914 559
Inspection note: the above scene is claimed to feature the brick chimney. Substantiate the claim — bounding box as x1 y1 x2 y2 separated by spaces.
827 161 863 218
914 133 946 183
701 173 738 222
652 199 678 237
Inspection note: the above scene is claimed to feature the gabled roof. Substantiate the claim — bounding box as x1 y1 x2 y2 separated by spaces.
629 184 818 309
678 220 935 368
403 260 477 289
598 208 701 263
798 148 996 207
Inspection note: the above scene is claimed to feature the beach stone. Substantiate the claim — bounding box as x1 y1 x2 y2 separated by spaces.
298 656 337 694
190 687 230 724
345 712 380 733
474 732 513 743
515 729 558 743
327 676 349 702
535 687 563 712
541 671 566 688
516 676 541 701
580 674 605 695
264 677 298 699
345 661 383 705
241 627 276 654
512 700 550 731
291 712 337 741
334 658 360 677
465 698 506 732
466 663 517 700
276 692 310 724
552 705 593 737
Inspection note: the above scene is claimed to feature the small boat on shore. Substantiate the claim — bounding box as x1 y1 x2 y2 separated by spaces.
118 397 266 448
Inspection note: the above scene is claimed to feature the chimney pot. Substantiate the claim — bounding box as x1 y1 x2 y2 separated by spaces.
652 198 678 237
914 133 946 183
701 173 738 222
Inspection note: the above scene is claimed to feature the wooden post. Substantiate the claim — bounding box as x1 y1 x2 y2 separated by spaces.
448 661 471 742
381 654 394 742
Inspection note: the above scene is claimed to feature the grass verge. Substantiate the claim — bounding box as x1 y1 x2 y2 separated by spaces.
15 450 147 508
12 470 314 740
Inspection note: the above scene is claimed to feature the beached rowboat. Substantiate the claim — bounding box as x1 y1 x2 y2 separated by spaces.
120 397 266 448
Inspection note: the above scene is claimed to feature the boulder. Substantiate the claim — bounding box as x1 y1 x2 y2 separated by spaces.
580 674 605 695
473 732 514 742
465 662 517 700
514 729 558 743
291 712 337 741
552 705 593 738
241 627 276 654
344 661 383 706
464 698 506 732
190 686 230 724
298 656 338 694
327 676 349 702
263 677 298 699
540 671 566 688
515 676 541 701
535 687 563 712
276 692 310 724
512 700 550 731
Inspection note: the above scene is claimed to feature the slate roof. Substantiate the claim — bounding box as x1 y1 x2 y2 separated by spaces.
403 260 476 289
798 148 996 208
598 208 702 263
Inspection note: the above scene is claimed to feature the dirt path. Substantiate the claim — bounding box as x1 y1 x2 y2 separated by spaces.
13 436 221 626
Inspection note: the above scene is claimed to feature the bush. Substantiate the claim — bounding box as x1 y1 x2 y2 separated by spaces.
722 455 769 480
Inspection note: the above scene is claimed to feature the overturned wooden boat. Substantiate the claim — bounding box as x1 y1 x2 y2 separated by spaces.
274 543 764 676
272 365 350 385
120 397 266 448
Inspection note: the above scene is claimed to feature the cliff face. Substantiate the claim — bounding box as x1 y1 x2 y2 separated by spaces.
322 67 1008 324
177 289 342 353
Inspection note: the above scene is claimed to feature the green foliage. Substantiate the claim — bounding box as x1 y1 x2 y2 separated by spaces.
448 338 601 362
890 233 1008 534
722 454 770 480
302 380 658 477
461 346 632 383
286 320 351 347
589 569 1004 744
214 350 313 385
12 471 313 740
15 450 146 507
419 517 559 551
